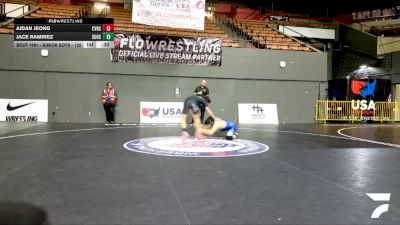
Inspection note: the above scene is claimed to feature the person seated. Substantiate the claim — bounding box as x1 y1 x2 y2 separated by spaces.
198 117 239 140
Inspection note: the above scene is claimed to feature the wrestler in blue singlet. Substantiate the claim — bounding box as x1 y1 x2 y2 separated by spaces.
204 117 238 139
219 120 237 136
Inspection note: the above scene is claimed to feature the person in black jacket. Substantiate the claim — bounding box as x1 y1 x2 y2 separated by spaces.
181 95 217 140
193 80 210 124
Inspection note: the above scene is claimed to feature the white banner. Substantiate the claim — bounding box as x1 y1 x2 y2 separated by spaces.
278 25 335 40
132 0 205 30
0 99 48 122
238 103 278 124
140 101 183 123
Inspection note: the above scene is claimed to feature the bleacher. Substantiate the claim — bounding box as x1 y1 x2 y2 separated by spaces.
228 18 312 51
0 3 240 47
0 0 35 34
107 6 240 47
0 27 13 34
28 3 86 18
0 2 87 34
0 2 320 51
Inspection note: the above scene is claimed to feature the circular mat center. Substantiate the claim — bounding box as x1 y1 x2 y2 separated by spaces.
123 136 269 157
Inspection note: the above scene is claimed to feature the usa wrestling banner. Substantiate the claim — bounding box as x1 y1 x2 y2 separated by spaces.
111 33 222 66
132 0 205 30
140 101 183 123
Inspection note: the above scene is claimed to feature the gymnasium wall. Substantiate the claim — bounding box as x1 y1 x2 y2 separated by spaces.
391 51 400 83
0 34 327 123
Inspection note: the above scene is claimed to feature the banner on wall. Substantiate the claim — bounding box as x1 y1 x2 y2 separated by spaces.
132 0 205 30
140 101 183 123
328 79 391 120
238 103 278 124
111 33 222 66
0 99 48 122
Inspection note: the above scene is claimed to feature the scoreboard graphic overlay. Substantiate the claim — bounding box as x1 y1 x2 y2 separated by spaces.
14 18 114 48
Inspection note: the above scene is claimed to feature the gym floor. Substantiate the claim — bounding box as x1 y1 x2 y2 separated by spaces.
0 122 399 225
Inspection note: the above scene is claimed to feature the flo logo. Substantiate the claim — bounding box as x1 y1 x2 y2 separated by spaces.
367 193 391 219
142 107 160 118
351 80 376 98
123 137 269 157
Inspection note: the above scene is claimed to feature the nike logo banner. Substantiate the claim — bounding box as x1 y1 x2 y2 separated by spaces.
0 99 48 122
7 102 35 111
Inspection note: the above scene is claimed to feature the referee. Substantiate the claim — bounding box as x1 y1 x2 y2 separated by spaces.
194 79 210 124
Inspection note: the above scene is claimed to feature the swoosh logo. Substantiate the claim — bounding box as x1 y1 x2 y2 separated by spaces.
6 102 35 111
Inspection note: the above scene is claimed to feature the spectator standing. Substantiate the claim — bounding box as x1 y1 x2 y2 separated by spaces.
101 82 118 123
